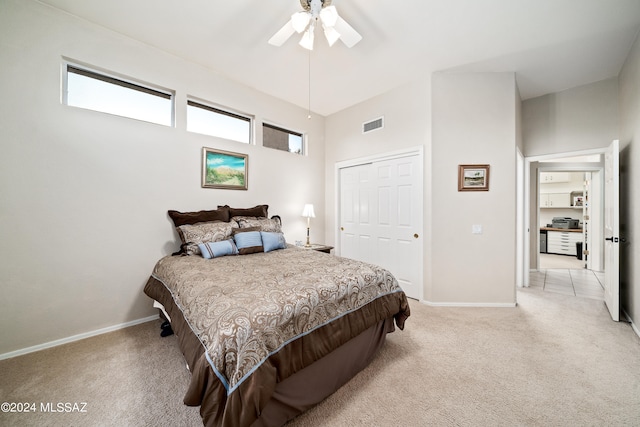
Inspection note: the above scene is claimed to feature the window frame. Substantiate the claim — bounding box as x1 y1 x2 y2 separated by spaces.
186 98 254 145
262 122 305 155
62 61 175 126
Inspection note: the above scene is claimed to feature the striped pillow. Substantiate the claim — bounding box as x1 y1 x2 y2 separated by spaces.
233 231 263 255
261 232 286 252
198 239 238 259
177 221 238 255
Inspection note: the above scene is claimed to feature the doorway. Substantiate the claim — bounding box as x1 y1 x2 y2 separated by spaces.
535 158 603 273
523 149 605 286
523 142 621 321
538 169 597 271
523 150 605 289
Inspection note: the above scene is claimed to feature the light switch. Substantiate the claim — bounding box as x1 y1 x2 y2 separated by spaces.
472 224 483 234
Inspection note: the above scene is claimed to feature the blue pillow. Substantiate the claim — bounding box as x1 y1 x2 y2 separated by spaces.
198 239 238 259
261 231 286 252
233 231 264 255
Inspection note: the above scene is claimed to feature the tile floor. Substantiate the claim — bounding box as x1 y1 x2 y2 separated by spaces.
539 253 585 270
529 267 605 300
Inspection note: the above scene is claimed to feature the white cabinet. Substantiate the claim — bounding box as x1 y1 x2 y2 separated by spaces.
540 172 570 183
540 193 571 208
547 231 583 256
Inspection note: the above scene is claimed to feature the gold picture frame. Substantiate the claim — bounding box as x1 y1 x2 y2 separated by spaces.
458 164 490 191
201 147 248 190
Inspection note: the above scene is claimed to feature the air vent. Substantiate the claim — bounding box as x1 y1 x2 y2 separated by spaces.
362 116 384 134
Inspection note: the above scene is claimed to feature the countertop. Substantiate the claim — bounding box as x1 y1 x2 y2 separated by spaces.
540 227 583 233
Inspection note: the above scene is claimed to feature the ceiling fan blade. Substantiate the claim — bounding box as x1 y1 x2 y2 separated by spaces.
334 15 362 48
268 20 296 46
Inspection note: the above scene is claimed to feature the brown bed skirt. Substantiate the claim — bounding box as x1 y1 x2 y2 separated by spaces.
145 276 396 427
254 316 393 426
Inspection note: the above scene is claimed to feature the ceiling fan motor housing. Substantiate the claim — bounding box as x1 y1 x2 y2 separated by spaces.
300 0 332 13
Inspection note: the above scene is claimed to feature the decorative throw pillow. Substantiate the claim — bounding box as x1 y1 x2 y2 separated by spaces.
233 230 264 255
198 239 238 259
235 216 282 233
219 205 268 218
231 216 266 224
232 226 260 235
177 221 238 255
261 232 286 252
168 207 230 227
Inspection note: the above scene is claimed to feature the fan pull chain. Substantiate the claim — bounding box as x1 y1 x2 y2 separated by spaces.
307 49 312 120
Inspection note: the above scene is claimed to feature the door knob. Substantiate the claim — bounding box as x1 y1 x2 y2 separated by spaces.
414 233 419 239
340 227 344 231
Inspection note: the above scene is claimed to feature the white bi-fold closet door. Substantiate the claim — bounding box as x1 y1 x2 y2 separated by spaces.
338 152 423 301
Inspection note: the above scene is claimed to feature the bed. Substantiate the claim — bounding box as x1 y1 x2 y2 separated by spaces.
144 205 411 427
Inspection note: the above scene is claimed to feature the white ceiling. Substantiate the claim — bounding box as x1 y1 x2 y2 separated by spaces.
39 0 640 116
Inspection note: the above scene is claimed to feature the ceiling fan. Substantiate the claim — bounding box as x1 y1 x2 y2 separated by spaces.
268 0 362 50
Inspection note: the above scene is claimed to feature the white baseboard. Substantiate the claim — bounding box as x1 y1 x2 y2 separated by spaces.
0 315 159 361
622 308 640 339
632 321 640 340
421 300 516 308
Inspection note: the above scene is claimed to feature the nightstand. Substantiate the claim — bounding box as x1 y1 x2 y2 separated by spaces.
303 244 334 254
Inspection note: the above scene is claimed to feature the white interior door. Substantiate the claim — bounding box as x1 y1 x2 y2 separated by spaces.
603 140 620 322
339 163 374 265
339 154 423 301
372 156 422 300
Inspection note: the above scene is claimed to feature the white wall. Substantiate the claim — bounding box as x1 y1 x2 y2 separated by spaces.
325 72 519 306
522 78 619 157
0 0 326 355
618 31 640 330
431 72 518 305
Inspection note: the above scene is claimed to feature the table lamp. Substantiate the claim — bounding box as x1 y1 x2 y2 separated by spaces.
301 204 315 247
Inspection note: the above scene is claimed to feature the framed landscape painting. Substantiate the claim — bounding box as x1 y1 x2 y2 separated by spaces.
202 147 248 190
458 164 490 191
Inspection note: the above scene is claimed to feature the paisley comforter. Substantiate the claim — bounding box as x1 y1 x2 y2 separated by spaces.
145 245 410 426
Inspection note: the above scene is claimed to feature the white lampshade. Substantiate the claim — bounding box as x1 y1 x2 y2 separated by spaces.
299 27 315 50
323 25 340 47
291 11 311 33
319 5 338 27
301 204 316 218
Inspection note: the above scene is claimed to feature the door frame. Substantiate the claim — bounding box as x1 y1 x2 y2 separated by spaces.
335 145 424 300
523 147 608 283
516 148 525 287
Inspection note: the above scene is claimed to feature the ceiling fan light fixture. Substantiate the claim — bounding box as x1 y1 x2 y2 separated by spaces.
299 26 315 50
323 25 340 47
269 0 361 49
319 5 338 27
291 11 311 33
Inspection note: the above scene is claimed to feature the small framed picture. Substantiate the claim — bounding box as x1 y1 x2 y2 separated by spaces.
202 147 248 190
458 164 490 191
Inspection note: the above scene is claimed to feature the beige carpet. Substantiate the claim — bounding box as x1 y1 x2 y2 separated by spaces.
1 288 639 426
